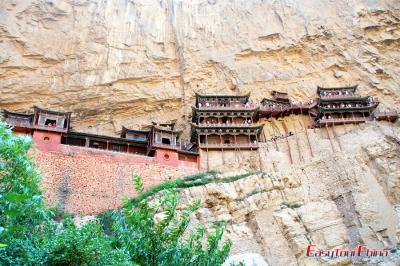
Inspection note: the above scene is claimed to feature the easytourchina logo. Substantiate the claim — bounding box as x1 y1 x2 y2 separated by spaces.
306 244 398 258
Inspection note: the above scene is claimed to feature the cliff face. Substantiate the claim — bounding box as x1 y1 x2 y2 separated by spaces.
181 122 400 265
1 0 399 136
1 0 400 265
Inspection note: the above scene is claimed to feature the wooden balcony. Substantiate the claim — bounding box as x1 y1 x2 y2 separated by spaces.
150 142 199 154
259 101 315 118
199 142 259 149
318 103 378 113
320 94 362 100
374 111 398 122
197 103 258 110
197 122 262 128
318 117 369 126
151 142 180 151
5 119 33 129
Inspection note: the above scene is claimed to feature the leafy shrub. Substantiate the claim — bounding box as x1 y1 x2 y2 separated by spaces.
104 174 232 266
39 218 129 265
0 122 128 265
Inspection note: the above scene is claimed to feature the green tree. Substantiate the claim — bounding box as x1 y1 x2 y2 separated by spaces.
0 122 51 264
0 122 128 265
104 174 232 266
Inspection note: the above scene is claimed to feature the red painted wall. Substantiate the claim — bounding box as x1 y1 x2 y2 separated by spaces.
155 148 180 167
33 130 62 151
154 149 200 170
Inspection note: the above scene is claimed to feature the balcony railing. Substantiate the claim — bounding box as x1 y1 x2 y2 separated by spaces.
197 123 261 127
5 119 33 128
151 142 180 150
319 117 368 124
319 103 378 112
259 102 315 112
199 143 259 149
320 94 361 100
198 103 257 110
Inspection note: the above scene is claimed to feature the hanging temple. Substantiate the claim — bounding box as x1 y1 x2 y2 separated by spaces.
1 85 398 170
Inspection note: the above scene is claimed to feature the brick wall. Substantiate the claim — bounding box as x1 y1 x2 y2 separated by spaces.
34 144 198 214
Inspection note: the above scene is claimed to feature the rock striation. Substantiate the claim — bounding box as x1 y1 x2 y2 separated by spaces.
178 122 400 265
1 1 400 265
0 0 399 137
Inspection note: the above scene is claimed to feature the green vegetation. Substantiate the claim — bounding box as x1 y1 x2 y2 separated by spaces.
0 122 232 265
282 201 302 209
0 54 6 64
101 174 231 266
125 171 258 208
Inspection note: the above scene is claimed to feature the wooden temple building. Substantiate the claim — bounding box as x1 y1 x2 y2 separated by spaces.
191 93 263 149
314 85 380 127
1 87 398 171
1 107 199 169
3 106 71 134
259 91 315 118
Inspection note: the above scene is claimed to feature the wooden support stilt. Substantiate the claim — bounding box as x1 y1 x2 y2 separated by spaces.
325 125 336 153
352 111 359 129
299 109 314 159
282 121 293 164
291 109 303 163
271 120 279 151
304 123 314 158
308 110 316 133
331 124 342 152
238 146 242 167
255 134 263 172
234 134 239 165
220 133 225 165
206 134 209 171
294 126 303 162
341 113 349 133
262 127 269 152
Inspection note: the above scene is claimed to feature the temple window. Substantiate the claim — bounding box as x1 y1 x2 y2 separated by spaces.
162 138 171 145
44 118 57 127
126 133 146 142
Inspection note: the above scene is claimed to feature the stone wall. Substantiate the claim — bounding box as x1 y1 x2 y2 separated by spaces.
34 144 197 214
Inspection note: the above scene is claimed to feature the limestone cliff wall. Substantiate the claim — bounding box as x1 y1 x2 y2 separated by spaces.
1 0 399 137
1 1 400 265
180 122 400 265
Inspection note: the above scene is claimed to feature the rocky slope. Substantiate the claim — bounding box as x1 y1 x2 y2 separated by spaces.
180 122 400 265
